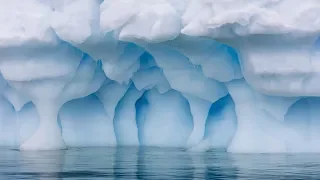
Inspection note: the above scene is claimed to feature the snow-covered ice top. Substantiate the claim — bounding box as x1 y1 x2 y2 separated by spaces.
4 0 320 44
182 0 320 38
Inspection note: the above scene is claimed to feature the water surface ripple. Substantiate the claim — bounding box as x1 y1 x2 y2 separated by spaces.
0 147 319 179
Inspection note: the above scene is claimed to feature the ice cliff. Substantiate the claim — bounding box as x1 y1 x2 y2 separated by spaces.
0 0 320 152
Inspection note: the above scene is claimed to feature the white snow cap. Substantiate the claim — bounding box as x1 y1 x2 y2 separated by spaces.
182 0 320 38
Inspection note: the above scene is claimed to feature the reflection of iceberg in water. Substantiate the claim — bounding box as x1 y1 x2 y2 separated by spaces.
137 147 193 179
17 151 65 180
114 147 139 179
1 148 320 179
229 153 320 179
203 150 238 179
63 147 117 179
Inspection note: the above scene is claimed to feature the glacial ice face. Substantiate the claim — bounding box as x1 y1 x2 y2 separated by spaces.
0 0 320 153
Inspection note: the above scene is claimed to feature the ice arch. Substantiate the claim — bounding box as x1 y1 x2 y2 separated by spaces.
6 55 106 151
59 94 116 147
188 95 237 152
284 98 320 152
136 89 193 147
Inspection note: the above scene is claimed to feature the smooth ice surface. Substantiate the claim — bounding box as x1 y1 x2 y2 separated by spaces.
138 89 193 147
0 0 320 152
60 95 116 147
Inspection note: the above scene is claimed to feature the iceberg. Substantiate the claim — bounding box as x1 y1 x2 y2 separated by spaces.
0 0 319 153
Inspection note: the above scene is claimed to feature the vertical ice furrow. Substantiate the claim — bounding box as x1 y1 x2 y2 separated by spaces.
205 95 237 148
183 94 211 148
135 92 149 145
95 81 130 121
114 85 144 146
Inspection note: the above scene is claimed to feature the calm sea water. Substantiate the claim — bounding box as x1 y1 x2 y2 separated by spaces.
0 147 319 179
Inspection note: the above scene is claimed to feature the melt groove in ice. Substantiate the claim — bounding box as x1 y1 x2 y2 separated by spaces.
0 0 320 152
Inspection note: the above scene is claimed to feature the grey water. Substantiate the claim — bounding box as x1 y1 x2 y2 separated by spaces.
0 147 320 180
